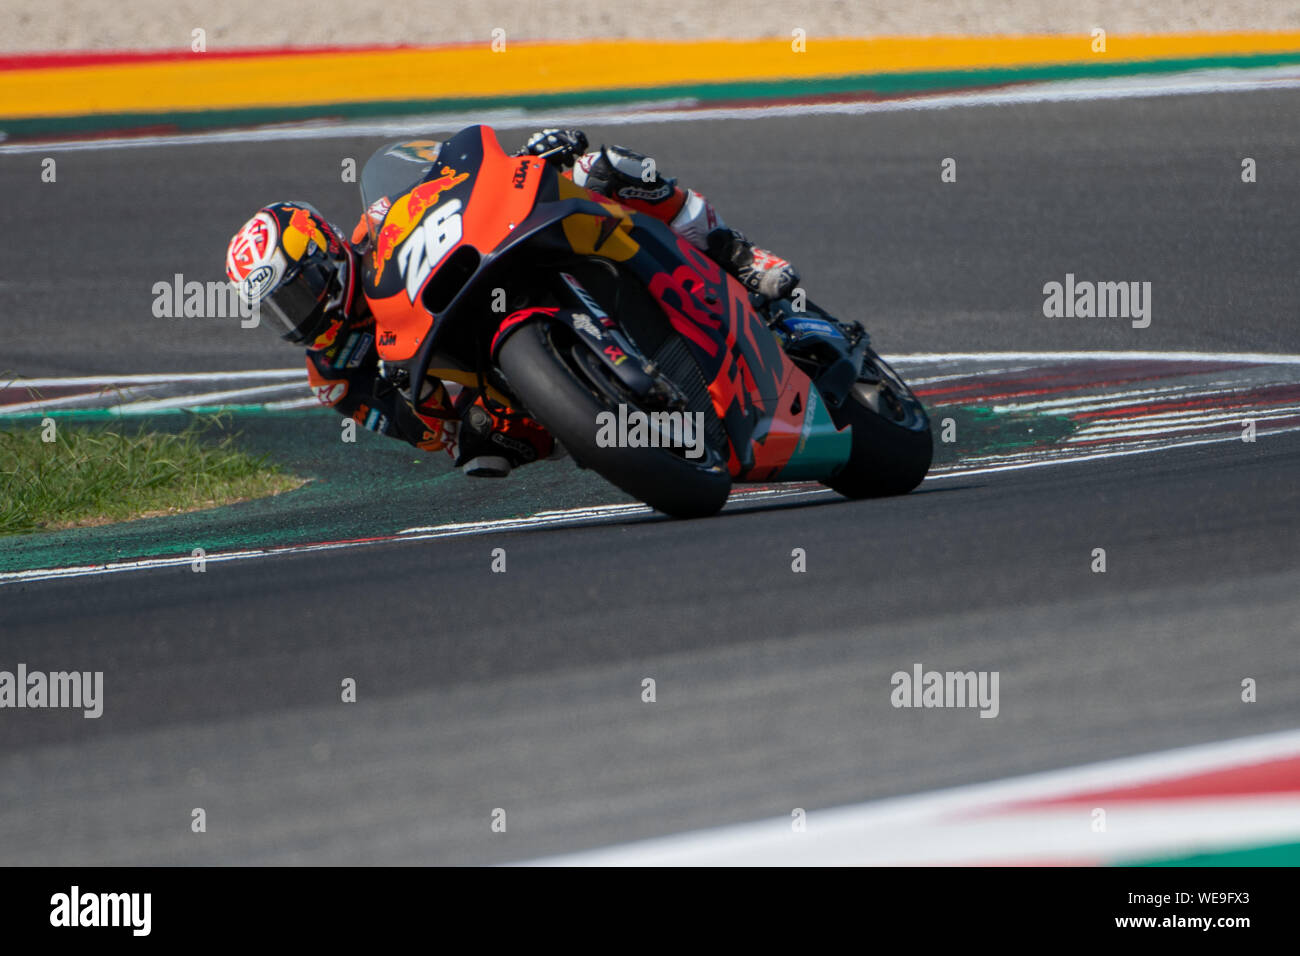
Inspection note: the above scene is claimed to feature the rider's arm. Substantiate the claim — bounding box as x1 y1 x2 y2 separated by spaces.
304 315 447 451
521 129 712 246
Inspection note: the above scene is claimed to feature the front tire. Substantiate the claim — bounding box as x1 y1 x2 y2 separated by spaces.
822 351 932 498
497 321 732 518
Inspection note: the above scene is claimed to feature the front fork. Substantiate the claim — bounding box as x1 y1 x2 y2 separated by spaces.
760 294 871 409
489 298 685 412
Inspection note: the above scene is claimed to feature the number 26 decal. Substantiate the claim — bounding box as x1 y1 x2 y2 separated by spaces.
397 199 463 303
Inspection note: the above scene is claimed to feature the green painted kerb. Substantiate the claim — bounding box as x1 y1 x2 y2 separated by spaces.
1125 840 1300 867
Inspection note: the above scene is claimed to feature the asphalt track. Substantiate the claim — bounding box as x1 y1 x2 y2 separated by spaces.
1 86 1299 864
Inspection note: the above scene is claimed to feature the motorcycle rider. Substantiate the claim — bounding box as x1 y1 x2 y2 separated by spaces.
224 128 800 477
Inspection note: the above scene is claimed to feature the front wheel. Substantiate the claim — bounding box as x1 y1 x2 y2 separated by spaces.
822 350 932 498
497 321 732 518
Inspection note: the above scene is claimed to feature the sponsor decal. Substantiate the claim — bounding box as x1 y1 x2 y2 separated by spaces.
332 333 358 369
512 157 530 189
345 332 373 368
781 315 843 340
311 320 342 349
241 263 278 303
571 312 603 339
794 387 817 456
490 430 537 461
441 418 461 459
603 344 628 366
558 272 609 320
373 167 470 282
226 210 278 283
415 429 444 451
332 332 373 370
617 183 672 202
315 381 347 405
751 247 790 271
378 330 397 346
364 196 391 231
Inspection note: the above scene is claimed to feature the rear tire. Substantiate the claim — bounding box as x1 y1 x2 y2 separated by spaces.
497 321 732 518
823 352 932 498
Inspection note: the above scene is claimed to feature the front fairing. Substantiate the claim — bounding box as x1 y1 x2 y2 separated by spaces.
361 125 544 362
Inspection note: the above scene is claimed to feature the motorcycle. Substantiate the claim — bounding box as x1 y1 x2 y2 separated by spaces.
358 125 932 518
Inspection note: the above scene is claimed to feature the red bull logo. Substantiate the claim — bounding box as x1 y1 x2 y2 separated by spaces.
282 206 331 261
373 166 470 282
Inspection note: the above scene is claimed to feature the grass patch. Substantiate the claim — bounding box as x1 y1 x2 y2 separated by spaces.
0 415 304 536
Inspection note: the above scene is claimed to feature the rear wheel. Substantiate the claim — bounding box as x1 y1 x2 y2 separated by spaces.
497 321 732 518
822 350 932 498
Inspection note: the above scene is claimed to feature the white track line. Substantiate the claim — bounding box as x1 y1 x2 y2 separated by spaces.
991 383 1217 413
519 727 1300 866
105 382 307 413
927 423 1300 476
889 350 1300 365
1073 408 1300 437
0 386 153 414
2 369 304 389
0 487 842 586
4 66 1300 155
0 382 307 416
4 350 1296 395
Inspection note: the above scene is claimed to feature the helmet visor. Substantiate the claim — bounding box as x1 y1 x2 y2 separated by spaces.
265 254 341 343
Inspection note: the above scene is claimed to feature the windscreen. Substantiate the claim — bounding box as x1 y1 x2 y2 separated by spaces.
358 139 444 245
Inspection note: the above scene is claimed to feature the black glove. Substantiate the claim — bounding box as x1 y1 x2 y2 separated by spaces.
517 128 588 168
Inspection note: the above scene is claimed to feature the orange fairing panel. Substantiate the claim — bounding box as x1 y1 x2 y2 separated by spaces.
461 127 545 259
370 128 544 362
369 289 429 361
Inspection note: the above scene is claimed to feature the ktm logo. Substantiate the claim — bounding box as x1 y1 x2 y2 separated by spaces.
378 331 397 346
512 158 530 189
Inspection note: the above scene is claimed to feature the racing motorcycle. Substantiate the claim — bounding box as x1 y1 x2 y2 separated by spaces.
359 125 932 518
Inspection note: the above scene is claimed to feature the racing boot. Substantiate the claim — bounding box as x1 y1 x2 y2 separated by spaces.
704 227 800 301
454 401 556 478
